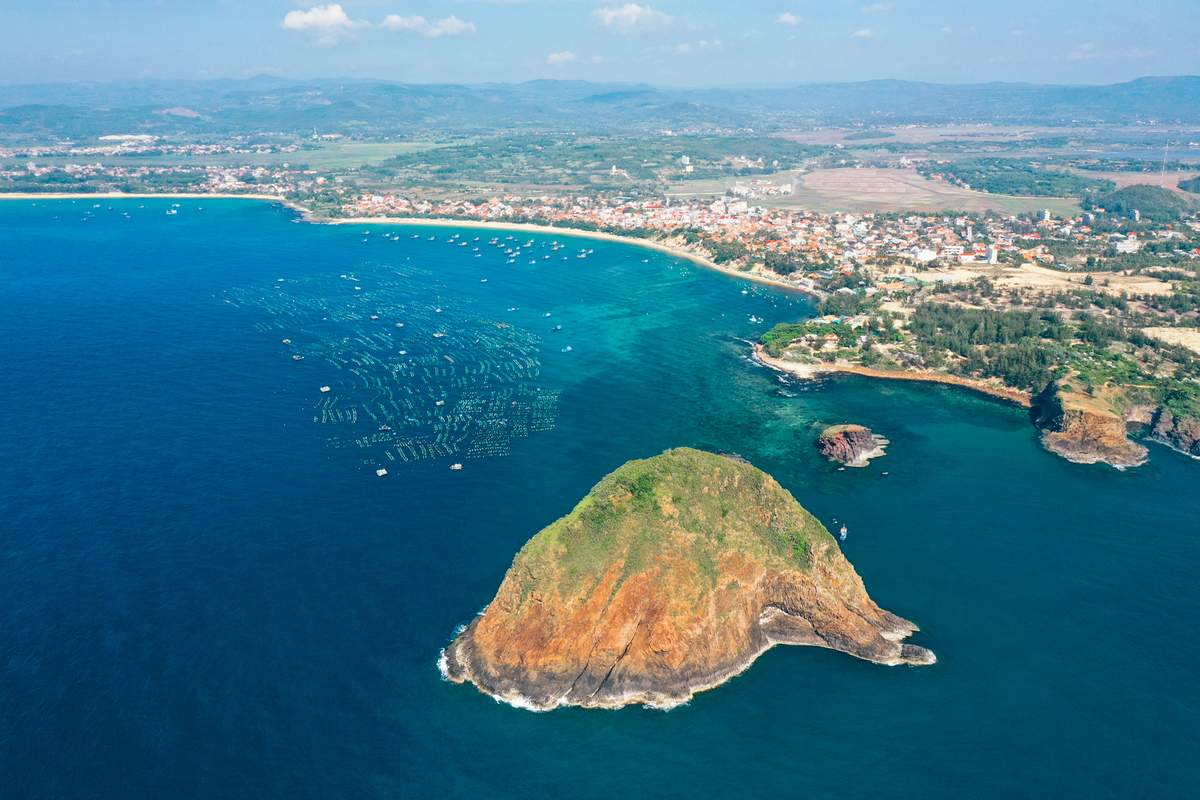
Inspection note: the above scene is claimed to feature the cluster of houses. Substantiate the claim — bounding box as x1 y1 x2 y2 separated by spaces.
343 192 1098 271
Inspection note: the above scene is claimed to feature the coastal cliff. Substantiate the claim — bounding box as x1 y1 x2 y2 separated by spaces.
1035 388 1148 468
442 448 933 710
817 424 888 467
1149 408 1200 458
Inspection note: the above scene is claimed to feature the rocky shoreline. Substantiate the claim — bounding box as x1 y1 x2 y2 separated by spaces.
751 343 1200 468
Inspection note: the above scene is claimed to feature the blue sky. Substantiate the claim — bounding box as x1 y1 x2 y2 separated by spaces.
4 0 1198 86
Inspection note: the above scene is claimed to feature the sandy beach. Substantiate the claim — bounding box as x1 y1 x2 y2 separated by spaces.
333 216 814 295
752 343 1033 408
3 193 812 295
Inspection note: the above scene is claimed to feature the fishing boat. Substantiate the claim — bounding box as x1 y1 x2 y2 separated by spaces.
839 525 848 541
320 386 331 393
450 463 463 470
561 346 572 352
376 469 388 477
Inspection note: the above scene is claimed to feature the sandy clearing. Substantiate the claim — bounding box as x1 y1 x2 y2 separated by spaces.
987 262 1174 296
771 168 1080 215
1143 327 1200 355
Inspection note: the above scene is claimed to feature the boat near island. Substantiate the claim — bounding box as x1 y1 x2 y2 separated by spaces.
840 525 848 541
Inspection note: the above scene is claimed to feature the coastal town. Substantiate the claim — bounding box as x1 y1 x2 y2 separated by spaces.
338 189 1200 466
341 190 1200 281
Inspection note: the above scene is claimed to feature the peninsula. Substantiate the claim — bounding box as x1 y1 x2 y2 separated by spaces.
442 448 933 710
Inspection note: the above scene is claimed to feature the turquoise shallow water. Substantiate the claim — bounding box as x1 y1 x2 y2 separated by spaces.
1 199 1197 798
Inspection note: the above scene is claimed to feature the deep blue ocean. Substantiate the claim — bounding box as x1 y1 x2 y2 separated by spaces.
2 198 1197 799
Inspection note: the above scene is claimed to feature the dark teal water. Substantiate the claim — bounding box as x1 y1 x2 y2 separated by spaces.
2 199 1197 799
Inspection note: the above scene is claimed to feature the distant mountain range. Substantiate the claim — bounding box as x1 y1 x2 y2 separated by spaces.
2 75 1198 138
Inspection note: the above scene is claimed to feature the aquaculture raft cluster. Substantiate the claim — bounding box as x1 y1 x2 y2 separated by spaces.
221 262 560 466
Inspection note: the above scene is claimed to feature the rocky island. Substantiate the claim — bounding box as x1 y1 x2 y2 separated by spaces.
816 424 888 467
442 448 933 710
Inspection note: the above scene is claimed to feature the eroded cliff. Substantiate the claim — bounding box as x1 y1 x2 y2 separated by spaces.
442 448 933 710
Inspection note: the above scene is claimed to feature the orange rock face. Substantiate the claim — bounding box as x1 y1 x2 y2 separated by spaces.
1037 392 1148 468
442 448 934 710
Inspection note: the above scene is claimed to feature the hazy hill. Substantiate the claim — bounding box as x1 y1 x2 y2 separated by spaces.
1 76 1198 138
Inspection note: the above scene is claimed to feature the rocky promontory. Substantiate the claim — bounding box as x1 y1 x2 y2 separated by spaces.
816 424 888 467
1035 388 1148 468
441 448 933 710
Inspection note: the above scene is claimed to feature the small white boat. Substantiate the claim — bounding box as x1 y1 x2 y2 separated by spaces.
319 386 331 393
450 463 463 470
376 468 388 477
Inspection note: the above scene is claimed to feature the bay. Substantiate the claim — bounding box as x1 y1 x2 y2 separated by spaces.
1 198 1196 799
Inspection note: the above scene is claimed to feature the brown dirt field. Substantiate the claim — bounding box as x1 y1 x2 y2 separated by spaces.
767 167 1080 215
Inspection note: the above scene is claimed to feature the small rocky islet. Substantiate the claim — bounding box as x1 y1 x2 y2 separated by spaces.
441 448 933 710
815 424 888 467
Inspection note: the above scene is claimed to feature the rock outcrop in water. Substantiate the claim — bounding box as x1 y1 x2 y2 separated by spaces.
441 448 933 710
816 424 888 467
1035 389 1148 468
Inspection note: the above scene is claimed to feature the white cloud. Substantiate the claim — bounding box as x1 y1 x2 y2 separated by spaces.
1066 43 1095 60
591 55 604 63
281 5 368 45
776 12 802 25
380 15 426 32
593 4 673 34
851 28 871 37
1010 29 1024 36
282 5 362 31
431 16 476 36
380 14 476 37
547 51 575 65
860 3 893 12
940 26 952 33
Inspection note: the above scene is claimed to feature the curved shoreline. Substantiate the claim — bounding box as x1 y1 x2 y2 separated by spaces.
0 191 291 201
333 216 814 295
2 193 813 296
753 343 1033 408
